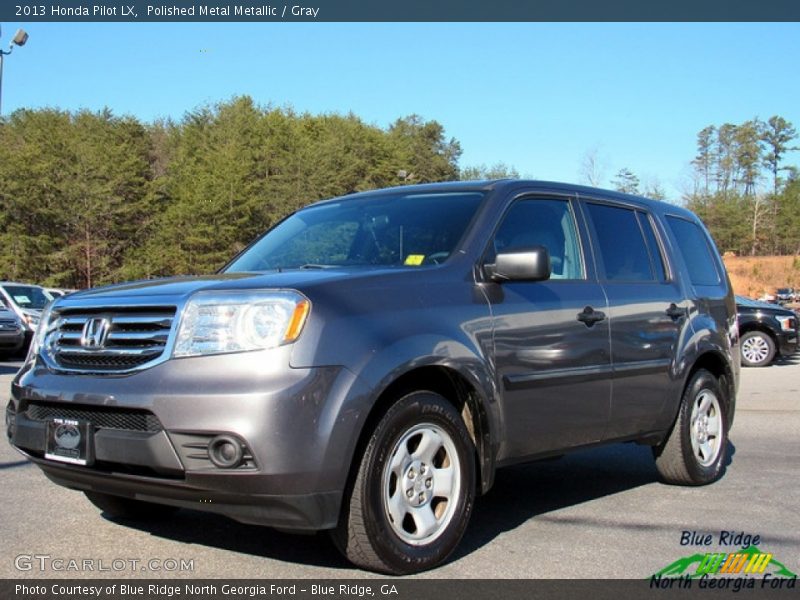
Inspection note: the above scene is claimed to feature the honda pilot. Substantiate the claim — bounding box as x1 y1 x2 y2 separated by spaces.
7 180 739 574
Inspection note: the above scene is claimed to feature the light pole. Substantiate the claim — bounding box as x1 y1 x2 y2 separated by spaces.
0 27 29 115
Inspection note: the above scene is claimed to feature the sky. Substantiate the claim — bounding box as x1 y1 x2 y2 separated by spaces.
1 22 799 200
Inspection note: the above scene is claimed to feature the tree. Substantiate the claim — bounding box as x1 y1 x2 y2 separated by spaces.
643 178 668 202
387 115 461 183
775 179 800 254
733 119 763 196
579 146 606 187
692 126 716 196
460 162 519 181
761 115 798 195
612 168 640 194
715 123 737 194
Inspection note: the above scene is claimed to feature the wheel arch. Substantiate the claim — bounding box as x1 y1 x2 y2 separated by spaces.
683 350 737 430
350 363 498 499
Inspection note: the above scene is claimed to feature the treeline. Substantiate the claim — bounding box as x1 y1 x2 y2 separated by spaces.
1 100 797 289
0 97 469 288
682 116 799 256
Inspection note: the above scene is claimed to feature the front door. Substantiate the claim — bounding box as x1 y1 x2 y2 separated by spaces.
487 196 612 461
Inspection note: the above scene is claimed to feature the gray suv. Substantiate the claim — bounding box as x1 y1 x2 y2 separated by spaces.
7 180 739 574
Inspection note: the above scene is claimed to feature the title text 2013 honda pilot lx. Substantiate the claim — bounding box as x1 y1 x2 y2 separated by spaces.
7 180 739 574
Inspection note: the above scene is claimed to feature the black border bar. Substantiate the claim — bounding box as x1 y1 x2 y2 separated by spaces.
2 1 800 22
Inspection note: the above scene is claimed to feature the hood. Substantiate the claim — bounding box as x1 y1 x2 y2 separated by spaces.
55 267 403 306
735 296 795 316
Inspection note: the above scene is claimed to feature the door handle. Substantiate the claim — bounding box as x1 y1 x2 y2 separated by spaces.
666 303 687 321
577 306 606 327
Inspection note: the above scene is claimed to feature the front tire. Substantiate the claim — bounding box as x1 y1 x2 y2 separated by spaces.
84 492 179 520
740 331 776 367
653 369 729 485
333 391 476 574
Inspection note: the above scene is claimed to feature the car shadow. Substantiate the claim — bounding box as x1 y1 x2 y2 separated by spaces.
0 459 32 470
104 506 352 570
105 440 724 571
454 442 662 560
769 353 800 367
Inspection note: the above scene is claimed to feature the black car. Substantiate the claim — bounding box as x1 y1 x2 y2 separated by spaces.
736 295 799 367
8 180 739 574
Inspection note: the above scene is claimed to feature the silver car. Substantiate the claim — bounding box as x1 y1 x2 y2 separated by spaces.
0 307 25 357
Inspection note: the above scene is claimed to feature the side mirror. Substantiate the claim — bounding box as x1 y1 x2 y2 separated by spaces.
489 246 551 282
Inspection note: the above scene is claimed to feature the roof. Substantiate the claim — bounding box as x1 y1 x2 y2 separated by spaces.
307 179 691 217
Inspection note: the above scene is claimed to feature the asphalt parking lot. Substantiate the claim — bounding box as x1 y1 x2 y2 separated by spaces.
1 356 798 580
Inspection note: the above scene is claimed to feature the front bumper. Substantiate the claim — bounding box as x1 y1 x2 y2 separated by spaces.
0 330 25 352
7 348 367 530
776 329 798 357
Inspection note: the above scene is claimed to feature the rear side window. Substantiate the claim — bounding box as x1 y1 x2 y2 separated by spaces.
665 216 721 286
585 203 654 282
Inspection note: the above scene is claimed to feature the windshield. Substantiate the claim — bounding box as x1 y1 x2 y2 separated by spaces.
225 191 486 272
2 285 50 310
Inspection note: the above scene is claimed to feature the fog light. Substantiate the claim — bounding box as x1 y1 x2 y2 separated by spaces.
5 404 15 440
208 435 243 469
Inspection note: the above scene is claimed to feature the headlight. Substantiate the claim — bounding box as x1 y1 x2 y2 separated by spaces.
174 290 310 358
27 304 55 361
23 313 39 330
776 315 797 332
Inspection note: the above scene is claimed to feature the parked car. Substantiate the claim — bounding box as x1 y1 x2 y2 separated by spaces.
0 282 51 348
774 287 796 305
7 181 739 574
0 307 25 358
736 295 799 367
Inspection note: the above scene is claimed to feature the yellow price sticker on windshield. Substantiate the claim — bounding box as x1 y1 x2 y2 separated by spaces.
404 255 425 266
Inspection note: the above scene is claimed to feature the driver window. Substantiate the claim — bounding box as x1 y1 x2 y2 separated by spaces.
493 199 585 280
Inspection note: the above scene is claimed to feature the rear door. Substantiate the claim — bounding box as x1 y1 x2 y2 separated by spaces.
581 199 688 439
487 195 612 460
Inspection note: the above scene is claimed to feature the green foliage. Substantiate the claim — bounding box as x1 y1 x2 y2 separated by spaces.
685 116 799 256
612 168 640 195
460 162 520 181
0 98 462 286
2 102 796 290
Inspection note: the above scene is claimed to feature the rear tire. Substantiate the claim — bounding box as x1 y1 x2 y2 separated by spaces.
84 491 179 520
333 391 476 574
740 331 776 367
653 369 729 485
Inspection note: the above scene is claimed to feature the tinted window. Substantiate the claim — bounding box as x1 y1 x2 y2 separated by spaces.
665 216 721 286
226 192 485 271
637 212 668 281
493 199 584 280
586 203 654 282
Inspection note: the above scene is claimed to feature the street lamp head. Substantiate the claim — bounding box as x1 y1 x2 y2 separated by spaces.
11 29 28 48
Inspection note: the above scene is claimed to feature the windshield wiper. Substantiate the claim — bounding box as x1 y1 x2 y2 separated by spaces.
296 264 336 270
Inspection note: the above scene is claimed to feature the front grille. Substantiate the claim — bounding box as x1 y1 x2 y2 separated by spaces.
47 307 175 373
25 401 162 432
0 318 20 331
